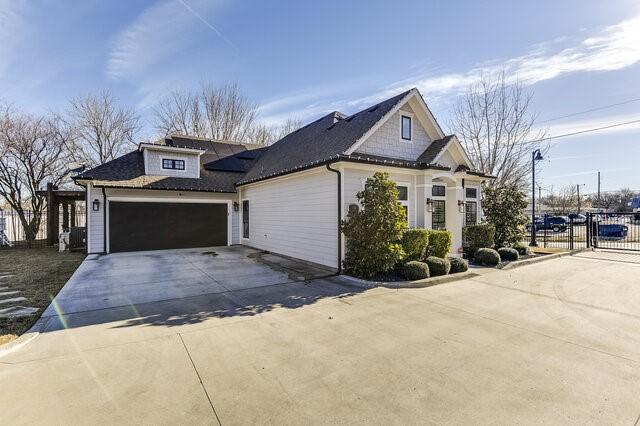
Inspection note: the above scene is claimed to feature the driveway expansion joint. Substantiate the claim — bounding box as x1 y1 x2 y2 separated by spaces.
178 333 222 425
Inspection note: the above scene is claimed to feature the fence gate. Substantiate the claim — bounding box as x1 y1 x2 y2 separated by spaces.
587 212 640 252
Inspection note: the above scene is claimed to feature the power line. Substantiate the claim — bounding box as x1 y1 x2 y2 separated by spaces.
539 97 640 123
526 118 640 144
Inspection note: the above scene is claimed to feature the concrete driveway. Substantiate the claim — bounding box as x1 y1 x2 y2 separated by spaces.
1 250 640 424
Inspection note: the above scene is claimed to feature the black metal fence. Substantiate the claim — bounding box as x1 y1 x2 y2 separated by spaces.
524 212 640 252
588 212 640 252
0 207 86 249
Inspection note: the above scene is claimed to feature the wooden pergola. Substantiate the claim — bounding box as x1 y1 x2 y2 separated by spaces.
36 183 85 245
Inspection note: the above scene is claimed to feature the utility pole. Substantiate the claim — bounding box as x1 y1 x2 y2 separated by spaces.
538 185 542 215
597 171 601 203
576 184 581 213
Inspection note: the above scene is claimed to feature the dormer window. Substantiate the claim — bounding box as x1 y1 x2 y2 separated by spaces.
401 115 412 141
162 159 185 170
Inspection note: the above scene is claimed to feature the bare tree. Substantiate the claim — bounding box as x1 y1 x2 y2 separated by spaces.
153 83 260 142
66 90 140 167
542 185 578 214
248 117 302 145
0 106 71 244
451 72 547 188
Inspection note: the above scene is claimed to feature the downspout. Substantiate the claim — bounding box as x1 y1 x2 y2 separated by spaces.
326 163 342 274
101 187 107 254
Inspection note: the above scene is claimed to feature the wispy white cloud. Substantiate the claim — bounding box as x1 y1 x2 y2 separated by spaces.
260 13 640 126
107 0 229 81
415 14 640 97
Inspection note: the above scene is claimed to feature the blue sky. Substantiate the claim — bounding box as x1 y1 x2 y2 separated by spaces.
1 0 639 195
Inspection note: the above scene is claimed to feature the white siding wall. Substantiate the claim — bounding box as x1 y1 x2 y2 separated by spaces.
144 149 200 178
87 183 105 254
355 105 432 161
241 169 339 268
343 167 419 228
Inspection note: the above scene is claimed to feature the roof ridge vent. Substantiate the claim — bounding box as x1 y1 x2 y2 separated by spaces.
368 105 379 113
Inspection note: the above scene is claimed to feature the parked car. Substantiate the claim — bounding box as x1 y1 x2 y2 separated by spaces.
567 213 587 224
598 224 628 240
526 216 568 233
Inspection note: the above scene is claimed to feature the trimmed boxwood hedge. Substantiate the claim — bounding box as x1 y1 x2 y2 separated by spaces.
427 230 452 258
512 242 531 256
401 229 430 262
498 247 519 261
474 248 500 266
402 261 430 280
463 223 495 259
448 256 469 273
424 256 451 276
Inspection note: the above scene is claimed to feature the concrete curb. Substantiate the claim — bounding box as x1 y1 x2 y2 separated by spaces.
499 249 588 271
0 315 50 358
339 270 479 289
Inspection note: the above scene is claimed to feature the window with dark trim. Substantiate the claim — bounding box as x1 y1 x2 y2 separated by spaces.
432 185 446 197
465 201 478 225
162 159 185 170
397 185 408 201
242 200 249 238
432 200 446 230
466 187 478 199
401 115 412 140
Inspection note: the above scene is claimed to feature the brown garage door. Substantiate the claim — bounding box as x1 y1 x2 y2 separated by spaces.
109 201 228 252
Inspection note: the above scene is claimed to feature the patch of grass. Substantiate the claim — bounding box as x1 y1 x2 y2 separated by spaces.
0 248 84 341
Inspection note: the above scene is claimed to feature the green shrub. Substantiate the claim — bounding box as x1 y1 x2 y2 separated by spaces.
402 261 430 281
463 223 495 259
474 248 500 266
401 229 430 262
427 230 452 258
483 185 529 247
342 172 408 278
448 256 469 273
498 247 519 261
424 256 451 276
512 242 530 256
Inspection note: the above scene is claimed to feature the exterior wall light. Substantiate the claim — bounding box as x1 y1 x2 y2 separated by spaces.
425 198 433 213
458 200 465 213
92 199 100 212
233 202 239 212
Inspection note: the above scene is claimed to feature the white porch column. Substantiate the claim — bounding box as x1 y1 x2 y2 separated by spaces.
422 174 433 229
446 184 464 254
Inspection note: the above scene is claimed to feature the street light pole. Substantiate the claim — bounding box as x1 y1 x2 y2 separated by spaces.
530 149 544 246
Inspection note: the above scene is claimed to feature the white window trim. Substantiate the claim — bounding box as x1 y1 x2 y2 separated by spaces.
400 112 414 143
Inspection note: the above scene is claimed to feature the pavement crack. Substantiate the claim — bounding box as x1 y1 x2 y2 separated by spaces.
178 333 222 425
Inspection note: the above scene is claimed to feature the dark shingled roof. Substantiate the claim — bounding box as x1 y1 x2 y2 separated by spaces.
417 135 454 164
236 90 412 184
75 137 265 193
75 89 487 192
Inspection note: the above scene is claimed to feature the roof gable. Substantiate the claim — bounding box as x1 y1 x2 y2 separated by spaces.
344 88 445 156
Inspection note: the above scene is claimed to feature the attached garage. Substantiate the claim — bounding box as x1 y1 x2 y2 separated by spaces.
108 201 230 253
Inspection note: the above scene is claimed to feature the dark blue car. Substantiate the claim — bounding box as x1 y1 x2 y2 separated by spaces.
526 216 567 233
598 224 628 240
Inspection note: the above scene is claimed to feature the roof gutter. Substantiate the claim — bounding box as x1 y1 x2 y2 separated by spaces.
325 163 342 274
